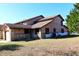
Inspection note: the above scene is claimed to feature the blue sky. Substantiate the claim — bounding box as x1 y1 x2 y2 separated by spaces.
0 3 74 24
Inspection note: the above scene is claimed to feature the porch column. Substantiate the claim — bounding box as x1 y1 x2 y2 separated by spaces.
37 29 42 39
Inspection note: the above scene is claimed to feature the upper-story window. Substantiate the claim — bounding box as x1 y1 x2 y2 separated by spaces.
53 28 56 33
33 21 38 24
45 28 49 34
24 29 30 34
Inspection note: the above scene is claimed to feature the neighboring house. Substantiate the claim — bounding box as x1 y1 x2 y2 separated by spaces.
0 15 68 41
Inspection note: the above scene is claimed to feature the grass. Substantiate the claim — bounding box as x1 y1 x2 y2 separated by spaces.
0 36 79 56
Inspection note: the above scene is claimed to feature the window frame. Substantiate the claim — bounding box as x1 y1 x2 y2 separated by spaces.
61 28 64 33
24 29 30 34
53 28 56 33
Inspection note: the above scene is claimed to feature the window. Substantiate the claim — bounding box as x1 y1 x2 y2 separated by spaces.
61 28 64 33
53 28 56 33
33 21 37 24
45 28 49 34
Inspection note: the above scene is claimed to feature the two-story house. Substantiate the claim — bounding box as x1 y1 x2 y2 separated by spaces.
1 14 68 41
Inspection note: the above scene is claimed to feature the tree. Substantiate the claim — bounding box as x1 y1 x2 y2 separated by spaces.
66 3 79 33
74 3 79 9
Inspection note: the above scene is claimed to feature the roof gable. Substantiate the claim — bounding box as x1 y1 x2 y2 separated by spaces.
31 14 64 28
38 14 64 22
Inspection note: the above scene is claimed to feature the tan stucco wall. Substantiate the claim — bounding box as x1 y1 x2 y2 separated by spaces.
40 17 68 38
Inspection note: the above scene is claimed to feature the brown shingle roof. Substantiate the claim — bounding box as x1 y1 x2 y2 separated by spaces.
5 19 52 29
32 20 52 28
31 14 64 29
4 20 52 29
3 15 64 29
15 15 44 24
5 23 31 29
38 14 64 22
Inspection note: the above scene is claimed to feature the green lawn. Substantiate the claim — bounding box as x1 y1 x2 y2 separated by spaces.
0 36 79 56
